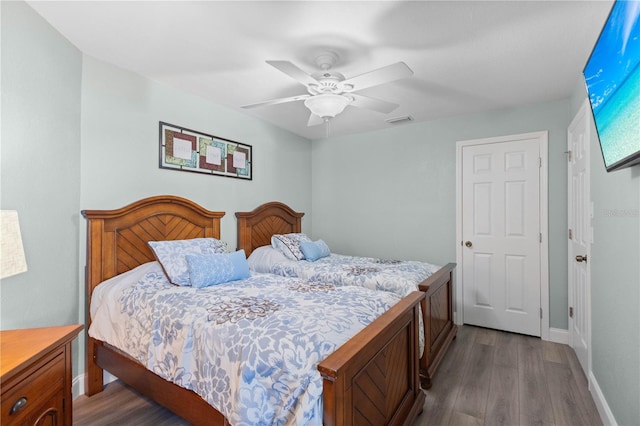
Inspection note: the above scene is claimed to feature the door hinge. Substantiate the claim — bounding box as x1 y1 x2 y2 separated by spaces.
539 157 542 168
569 228 573 240
569 306 574 318
539 233 542 243
540 308 543 319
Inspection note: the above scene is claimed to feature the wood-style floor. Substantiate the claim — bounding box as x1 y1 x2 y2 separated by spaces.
414 325 601 426
72 325 602 425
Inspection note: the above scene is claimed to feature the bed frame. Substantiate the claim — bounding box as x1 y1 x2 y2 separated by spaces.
82 195 425 425
236 201 457 389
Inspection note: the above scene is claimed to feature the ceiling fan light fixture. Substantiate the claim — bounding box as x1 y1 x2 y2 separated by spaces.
304 94 351 119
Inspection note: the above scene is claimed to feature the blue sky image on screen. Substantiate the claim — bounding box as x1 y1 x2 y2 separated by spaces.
584 0 640 168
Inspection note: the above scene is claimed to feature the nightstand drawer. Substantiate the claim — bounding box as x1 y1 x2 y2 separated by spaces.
1 351 64 425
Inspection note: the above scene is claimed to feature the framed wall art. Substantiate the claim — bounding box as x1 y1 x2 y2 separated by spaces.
159 121 252 180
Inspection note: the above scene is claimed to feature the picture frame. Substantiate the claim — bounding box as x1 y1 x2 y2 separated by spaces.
159 121 252 180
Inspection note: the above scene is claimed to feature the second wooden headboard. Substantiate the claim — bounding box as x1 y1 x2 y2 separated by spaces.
235 202 304 257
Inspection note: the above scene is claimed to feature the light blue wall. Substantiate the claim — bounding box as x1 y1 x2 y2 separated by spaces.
80 56 312 249
1 2 82 329
570 80 640 425
312 100 570 330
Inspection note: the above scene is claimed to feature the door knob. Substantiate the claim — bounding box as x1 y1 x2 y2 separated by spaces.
575 255 587 263
465 241 473 248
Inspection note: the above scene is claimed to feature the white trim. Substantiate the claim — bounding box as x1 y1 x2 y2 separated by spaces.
455 141 464 326
72 371 118 399
589 372 617 426
453 310 461 326
455 131 550 337
72 373 83 399
540 132 550 340
546 327 569 344
567 99 593 383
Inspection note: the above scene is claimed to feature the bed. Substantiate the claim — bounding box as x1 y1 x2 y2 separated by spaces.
236 202 457 389
82 195 426 425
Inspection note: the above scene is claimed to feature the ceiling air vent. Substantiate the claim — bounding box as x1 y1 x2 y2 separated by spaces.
385 115 413 125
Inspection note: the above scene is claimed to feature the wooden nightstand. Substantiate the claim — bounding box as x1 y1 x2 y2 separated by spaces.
1 324 83 426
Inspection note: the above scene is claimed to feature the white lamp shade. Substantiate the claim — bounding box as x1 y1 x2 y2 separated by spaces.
1 210 28 279
304 94 351 118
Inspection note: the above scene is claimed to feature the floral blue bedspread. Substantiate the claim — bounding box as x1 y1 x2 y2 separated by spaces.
272 254 441 297
89 263 400 425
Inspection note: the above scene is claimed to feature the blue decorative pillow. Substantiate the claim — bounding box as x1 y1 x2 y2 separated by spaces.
148 238 228 286
186 250 250 288
271 233 311 261
300 240 331 262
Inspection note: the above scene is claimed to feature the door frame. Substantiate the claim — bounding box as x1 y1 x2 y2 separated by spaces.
567 99 592 378
455 131 550 340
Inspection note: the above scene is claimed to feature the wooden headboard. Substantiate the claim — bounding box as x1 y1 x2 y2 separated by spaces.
81 195 224 393
82 195 224 289
235 202 304 257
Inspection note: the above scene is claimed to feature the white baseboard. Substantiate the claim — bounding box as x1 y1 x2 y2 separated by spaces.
589 372 617 426
105 371 118 385
452 316 569 345
72 374 83 399
72 372 118 399
547 327 569 344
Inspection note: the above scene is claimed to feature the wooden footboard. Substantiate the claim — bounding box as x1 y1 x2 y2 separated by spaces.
418 262 457 389
319 291 425 425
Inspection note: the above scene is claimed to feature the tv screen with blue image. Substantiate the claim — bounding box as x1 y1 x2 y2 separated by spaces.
583 0 640 172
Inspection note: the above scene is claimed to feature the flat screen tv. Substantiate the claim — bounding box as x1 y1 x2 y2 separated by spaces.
583 0 640 172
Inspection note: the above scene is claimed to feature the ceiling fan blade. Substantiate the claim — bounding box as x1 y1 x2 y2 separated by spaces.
342 62 413 92
349 93 399 114
266 60 319 87
241 94 310 109
307 113 325 127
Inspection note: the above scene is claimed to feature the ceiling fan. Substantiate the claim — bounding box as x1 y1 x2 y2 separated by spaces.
241 51 414 126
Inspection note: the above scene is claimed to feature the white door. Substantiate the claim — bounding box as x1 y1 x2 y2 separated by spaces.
459 133 543 336
568 100 591 375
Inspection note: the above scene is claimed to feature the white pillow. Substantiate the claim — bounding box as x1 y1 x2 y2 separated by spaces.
247 245 289 273
148 238 228 286
271 233 311 260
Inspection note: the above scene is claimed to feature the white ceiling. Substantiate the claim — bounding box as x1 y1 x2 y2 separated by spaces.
27 1 613 140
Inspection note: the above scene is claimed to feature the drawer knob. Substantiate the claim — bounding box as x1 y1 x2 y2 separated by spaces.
9 397 28 415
